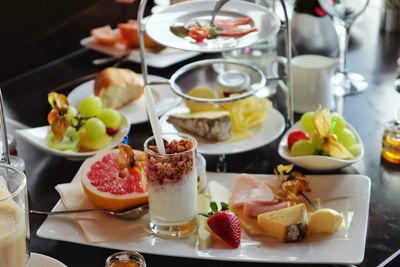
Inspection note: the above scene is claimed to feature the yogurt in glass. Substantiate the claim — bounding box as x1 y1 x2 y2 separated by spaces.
144 133 198 238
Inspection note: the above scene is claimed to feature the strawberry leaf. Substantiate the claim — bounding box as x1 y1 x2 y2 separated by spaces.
210 201 218 212
221 202 228 211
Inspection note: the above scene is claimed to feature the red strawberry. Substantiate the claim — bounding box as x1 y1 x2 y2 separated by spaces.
202 202 241 248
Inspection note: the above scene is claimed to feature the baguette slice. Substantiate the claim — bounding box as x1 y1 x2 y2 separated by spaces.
94 67 144 109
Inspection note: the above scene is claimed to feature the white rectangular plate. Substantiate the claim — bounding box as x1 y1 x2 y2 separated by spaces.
37 172 370 264
80 35 201 68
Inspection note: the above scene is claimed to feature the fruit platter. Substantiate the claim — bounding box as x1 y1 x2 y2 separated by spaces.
37 159 370 264
279 108 364 171
16 93 130 160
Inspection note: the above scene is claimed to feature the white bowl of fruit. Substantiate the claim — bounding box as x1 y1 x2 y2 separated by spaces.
278 108 364 171
16 93 130 159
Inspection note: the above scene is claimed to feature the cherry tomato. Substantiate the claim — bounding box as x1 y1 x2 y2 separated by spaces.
189 27 209 43
288 131 309 151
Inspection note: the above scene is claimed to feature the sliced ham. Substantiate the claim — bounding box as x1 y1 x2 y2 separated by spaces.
218 27 257 38
243 201 291 218
215 17 257 37
229 173 275 209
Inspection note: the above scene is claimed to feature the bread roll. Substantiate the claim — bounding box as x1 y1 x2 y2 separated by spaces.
94 67 144 109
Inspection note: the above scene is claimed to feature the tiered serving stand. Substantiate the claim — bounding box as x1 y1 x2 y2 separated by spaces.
136 0 294 157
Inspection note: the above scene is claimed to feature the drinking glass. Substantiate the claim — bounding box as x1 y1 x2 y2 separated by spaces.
318 0 369 96
0 163 29 267
105 251 146 267
144 133 198 238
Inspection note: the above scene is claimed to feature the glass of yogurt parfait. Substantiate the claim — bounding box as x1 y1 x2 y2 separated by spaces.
144 133 198 238
0 163 29 267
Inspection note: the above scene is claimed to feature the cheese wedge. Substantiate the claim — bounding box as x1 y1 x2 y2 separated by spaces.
257 203 308 242
167 111 232 141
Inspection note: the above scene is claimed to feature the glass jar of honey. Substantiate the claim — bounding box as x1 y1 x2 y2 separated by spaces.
105 251 146 267
382 120 400 164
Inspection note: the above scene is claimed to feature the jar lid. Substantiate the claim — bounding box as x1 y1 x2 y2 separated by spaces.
217 70 251 93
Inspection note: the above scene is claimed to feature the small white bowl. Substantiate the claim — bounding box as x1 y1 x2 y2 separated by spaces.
16 112 130 160
278 121 364 171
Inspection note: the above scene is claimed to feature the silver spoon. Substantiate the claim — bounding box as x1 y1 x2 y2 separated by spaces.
30 204 149 220
211 0 230 25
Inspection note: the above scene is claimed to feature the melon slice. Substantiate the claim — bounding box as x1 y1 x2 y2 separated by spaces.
80 149 148 211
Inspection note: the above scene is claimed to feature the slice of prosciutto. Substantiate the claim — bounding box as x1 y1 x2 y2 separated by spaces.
243 201 291 218
215 17 257 37
229 173 275 209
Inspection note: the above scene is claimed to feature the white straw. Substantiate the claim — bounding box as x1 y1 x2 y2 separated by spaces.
144 85 166 154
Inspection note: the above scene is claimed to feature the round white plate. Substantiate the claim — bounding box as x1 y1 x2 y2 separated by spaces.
160 105 285 155
68 74 181 125
278 121 364 171
15 113 130 160
29 253 67 267
146 0 281 53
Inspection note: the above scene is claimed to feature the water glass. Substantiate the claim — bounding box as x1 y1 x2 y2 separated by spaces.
144 133 198 238
0 163 29 267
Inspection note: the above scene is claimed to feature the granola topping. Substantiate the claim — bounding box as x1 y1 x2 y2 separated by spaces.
145 139 195 186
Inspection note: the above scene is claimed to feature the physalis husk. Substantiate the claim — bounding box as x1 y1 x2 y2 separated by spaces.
47 92 71 142
313 107 353 159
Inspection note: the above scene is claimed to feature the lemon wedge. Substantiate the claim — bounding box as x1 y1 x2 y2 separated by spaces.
185 86 219 113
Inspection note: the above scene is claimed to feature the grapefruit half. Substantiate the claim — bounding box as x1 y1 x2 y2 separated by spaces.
80 149 148 211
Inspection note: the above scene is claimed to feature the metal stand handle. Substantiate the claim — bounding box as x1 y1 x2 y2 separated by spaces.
137 0 150 85
279 0 294 127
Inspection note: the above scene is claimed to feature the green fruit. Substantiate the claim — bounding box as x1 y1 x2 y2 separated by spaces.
78 96 102 118
83 118 107 140
46 127 80 151
347 144 362 157
300 112 314 134
337 128 357 148
332 113 346 134
97 108 121 128
290 140 315 157
311 134 323 150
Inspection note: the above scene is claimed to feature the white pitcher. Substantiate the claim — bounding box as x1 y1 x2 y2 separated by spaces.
270 55 339 113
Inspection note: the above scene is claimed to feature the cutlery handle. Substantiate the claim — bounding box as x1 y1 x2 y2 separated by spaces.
30 209 99 215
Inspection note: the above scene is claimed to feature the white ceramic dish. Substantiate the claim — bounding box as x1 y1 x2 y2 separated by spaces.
37 172 370 265
29 253 67 267
278 121 364 171
15 113 130 160
145 0 281 53
68 74 181 125
80 36 201 68
159 105 285 155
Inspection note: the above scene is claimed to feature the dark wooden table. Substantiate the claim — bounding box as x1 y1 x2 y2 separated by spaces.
1 5 400 267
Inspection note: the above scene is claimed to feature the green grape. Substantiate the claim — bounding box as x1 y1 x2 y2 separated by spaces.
78 96 102 118
311 134 323 150
347 143 362 157
337 128 357 148
97 108 121 128
332 113 346 134
83 118 106 140
300 112 315 134
290 140 315 157
66 106 78 127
